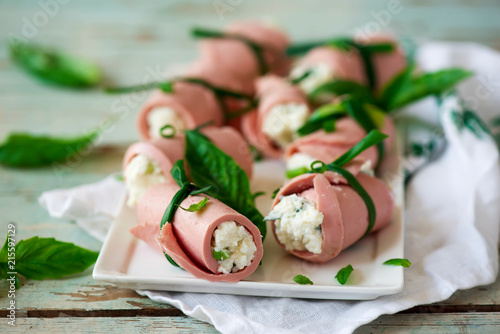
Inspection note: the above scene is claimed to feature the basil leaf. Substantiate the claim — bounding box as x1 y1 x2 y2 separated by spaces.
185 130 266 239
293 274 314 285
170 160 190 187
213 249 230 261
0 130 98 168
335 264 354 285
383 258 412 268
309 79 374 103
332 129 388 167
161 184 193 228
191 27 268 75
10 40 101 88
0 236 98 281
178 197 209 212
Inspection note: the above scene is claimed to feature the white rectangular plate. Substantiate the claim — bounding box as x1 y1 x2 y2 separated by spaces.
93 136 404 300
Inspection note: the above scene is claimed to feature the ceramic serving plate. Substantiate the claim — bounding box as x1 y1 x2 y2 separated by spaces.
93 135 404 300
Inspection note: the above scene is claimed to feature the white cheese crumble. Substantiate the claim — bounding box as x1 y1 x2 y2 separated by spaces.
286 153 317 173
147 107 186 139
360 160 374 176
212 221 257 274
124 154 167 207
290 63 333 94
262 103 309 148
266 194 324 254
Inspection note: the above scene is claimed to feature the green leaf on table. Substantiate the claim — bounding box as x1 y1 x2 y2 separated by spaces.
184 130 266 239
0 130 98 168
335 264 354 285
0 236 98 281
293 274 314 285
9 40 101 88
178 197 209 212
213 249 230 261
383 258 412 268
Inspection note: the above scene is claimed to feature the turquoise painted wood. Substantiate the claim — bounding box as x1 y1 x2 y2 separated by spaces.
1 1 500 333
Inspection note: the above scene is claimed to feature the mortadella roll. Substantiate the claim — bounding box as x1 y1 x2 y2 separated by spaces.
137 81 223 141
123 127 253 207
266 171 394 263
132 183 263 282
285 117 395 173
241 75 311 159
197 21 290 82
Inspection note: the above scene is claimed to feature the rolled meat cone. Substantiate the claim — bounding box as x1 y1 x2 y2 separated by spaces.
354 33 407 92
289 46 367 96
285 117 395 172
132 183 263 282
185 57 255 129
123 126 253 207
137 81 223 141
241 75 311 159
269 171 394 263
197 21 290 82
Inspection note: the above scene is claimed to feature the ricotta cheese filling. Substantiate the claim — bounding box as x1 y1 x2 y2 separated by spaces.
212 221 257 274
266 194 324 254
290 63 334 94
147 107 186 139
124 154 167 207
262 103 309 148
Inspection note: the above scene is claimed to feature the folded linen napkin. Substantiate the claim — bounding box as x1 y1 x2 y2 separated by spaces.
39 42 500 334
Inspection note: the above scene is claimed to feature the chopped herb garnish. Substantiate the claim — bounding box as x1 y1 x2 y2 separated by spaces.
293 274 314 285
383 258 412 268
160 124 176 139
178 197 209 212
213 249 230 261
335 264 354 285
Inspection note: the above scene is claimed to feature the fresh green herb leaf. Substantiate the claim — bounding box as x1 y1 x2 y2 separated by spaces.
309 79 374 103
297 103 346 136
332 130 388 167
161 184 193 228
252 191 266 200
191 27 268 75
250 145 264 162
105 81 173 94
184 130 266 239
286 166 310 179
383 258 412 268
164 252 182 268
213 249 230 261
378 63 414 108
381 66 473 111
178 197 209 212
271 187 281 199
170 160 190 188
0 130 98 168
289 69 313 85
293 274 314 285
9 40 101 88
0 236 98 282
335 264 354 285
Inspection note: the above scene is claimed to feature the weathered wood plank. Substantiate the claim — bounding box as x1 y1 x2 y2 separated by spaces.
0 316 219 333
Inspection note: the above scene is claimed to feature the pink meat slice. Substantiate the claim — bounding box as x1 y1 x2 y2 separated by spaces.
137 81 223 141
355 33 407 92
271 171 394 263
123 126 254 181
296 46 367 85
241 75 311 159
132 183 263 282
285 116 395 167
197 21 290 81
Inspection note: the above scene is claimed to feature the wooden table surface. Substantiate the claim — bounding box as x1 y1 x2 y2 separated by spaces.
1 1 500 332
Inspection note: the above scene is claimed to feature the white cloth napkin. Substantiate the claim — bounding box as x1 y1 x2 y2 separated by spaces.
39 42 500 334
